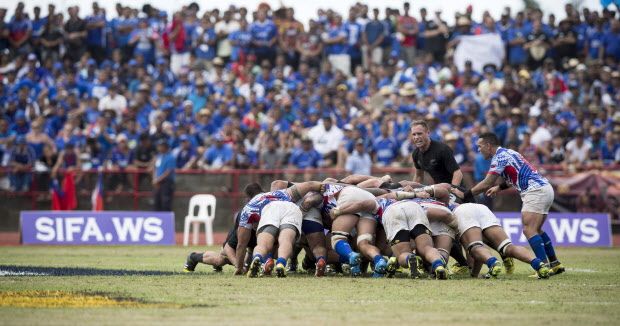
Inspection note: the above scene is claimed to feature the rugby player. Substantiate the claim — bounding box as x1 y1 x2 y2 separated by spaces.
453 133 565 275
235 181 322 278
453 203 550 279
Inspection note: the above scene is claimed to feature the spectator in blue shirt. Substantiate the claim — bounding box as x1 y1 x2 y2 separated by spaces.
601 19 620 62
363 8 385 68
153 139 175 211
229 19 252 62
173 135 197 169
346 139 372 175
289 138 321 169
344 9 362 73
324 15 350 76
250 10 277 65
202 135 233 169
372 124 399 166
85 3 107 63
9 136 36 192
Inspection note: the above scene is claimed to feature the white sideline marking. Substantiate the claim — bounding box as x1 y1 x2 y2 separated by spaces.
566 268 597 273
0 270 49 276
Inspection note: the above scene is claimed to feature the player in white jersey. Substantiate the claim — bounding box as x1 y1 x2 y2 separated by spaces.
453 203 550 279
236 181 322 278
453 133 564 275
302 183 384 276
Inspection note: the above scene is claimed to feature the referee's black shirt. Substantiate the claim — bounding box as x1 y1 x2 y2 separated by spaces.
412 139 460 184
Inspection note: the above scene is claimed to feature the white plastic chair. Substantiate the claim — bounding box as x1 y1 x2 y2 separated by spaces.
183 194 216 246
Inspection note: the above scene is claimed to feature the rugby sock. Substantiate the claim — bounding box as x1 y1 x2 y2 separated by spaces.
316 255 326 262
431 259 444 271
253 254 264 263
540 232 558 262
485 257 498 269
265 253 273 260
334 240 354 261
450 243 468 266
373 255 384 265
530 258 544 270
190 253 204 263
527 235 548 263
276 257 287 267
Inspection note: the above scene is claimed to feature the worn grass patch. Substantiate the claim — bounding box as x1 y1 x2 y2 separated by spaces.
0 290 160 308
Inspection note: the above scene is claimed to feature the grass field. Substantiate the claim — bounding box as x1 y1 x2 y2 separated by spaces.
1 246 619 325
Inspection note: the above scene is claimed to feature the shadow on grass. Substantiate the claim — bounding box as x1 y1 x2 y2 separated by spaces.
0 265 176 276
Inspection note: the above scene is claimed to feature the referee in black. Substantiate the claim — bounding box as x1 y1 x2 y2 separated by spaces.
410 119 468 272
411 120 463 186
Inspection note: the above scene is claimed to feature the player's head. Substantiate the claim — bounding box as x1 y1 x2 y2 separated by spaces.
244 182 264 198
410 120 431 150
477 132 500 159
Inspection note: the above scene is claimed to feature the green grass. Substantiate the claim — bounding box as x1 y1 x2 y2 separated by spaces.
1 246 619 325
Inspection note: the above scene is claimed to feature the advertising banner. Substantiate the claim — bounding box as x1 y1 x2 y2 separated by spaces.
495 212 611 247
20 211 175 245
454 33 505 73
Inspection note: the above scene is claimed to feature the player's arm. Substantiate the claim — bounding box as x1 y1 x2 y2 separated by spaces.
486 181 511 197
287 181 322 202
299 191 323 212
331 199 378 219
452 173 499 201
234 226 251 275
413 166 424 184
451 169 463 187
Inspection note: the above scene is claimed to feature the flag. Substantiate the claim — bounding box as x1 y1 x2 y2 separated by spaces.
63 171 77 210
50 171 78 210
91 171 104 211
50 179 65 210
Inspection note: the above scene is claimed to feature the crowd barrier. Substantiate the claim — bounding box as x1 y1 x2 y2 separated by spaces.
1 165 618 233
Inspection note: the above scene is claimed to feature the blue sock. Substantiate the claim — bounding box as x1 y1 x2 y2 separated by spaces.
530 258 543 270
431 259 443 271
528 235 548 263
265 253 273 260
373 255 384 265
334 240 353 261
540 232 558 262
253 254 264 263
316 256 326 262
276 257 287 267
486 257 498 269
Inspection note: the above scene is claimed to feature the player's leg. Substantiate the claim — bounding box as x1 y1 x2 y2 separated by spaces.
356 217 388 277
331 214 362 276
539 214 564 274
522 211 548 264
521 184 561 272
461 227 503 278
484 226 550 279
271 201 303 277
388 238 413 277
274 225 298 278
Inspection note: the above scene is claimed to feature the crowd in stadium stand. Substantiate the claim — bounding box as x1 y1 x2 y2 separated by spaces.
0 1 619 192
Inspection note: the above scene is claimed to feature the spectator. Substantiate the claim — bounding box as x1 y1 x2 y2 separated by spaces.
8 5 32 55
397 2 418 66
289 137 321 169
307 115 343 166
9 136 36 192
323 15 349 76
363 8 385 68
64 6 87 62
565 129 592 165
85 2 107 63
215 10 239 63
173 135 197 169
202 134 233 169
250 10 277 66
372 123 399 166
152 139 175 211
231 141 257 169
346 139 372 175
259 137 284 170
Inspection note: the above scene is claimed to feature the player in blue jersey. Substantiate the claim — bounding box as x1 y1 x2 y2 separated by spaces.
453 133 564 276
235 181 322 278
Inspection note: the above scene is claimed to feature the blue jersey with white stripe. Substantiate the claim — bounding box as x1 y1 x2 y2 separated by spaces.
239 190 292 229
372 198 396 223
488 147 549 193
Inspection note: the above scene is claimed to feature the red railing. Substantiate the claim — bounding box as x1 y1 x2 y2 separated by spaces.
1 164 619 218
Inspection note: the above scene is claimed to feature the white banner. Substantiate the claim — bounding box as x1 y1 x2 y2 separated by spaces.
454 33 505 73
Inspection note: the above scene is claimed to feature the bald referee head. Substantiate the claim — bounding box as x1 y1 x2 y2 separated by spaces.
410 120 463 186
